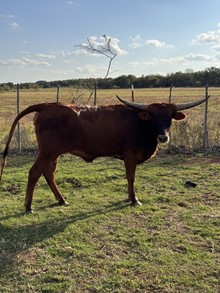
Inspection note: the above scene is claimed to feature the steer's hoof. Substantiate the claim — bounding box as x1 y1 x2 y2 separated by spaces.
131 200 142 206
59 200 69 206
25 208 34 214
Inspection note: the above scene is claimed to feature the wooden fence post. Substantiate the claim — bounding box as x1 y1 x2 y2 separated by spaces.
169 84 173 103
16 83 21 154
203 85 209 149
56 85 60 102
94 83 97 106
131 84 134 102
168 85 173 151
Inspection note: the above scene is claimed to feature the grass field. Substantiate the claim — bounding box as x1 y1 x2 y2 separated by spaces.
0 153 219 292
0 87 220 292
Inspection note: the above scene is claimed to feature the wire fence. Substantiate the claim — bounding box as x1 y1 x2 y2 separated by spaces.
1 85 219 154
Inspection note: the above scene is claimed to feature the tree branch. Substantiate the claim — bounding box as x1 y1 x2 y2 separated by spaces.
76 35 117 79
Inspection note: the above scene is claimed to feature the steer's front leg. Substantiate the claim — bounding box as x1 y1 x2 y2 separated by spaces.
124 157 142 205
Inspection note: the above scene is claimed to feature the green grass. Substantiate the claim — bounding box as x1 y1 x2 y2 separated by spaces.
0 153 219 292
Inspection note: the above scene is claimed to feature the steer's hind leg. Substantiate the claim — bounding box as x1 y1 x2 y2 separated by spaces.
25 155 47 212
43 158 68 206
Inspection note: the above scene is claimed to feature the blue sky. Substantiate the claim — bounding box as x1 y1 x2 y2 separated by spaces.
1 0 220 83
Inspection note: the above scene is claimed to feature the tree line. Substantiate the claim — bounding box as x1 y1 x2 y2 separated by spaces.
1 66 220 91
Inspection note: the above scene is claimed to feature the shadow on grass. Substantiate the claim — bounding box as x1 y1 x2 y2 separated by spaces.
0 200 129 275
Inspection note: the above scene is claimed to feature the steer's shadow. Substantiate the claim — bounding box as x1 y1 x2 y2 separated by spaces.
0 200 129 275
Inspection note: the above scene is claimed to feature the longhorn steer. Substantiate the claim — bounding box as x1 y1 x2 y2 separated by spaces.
0 95 210 212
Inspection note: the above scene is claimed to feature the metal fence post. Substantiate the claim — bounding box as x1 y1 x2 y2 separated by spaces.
168 85 173 151
203 85 209 149
16 83 21 154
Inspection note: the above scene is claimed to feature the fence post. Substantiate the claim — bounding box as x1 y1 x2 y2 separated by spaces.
16 83 21 154
131 84 134 102
169 84 173 103
94 83 97 106
168 85 173 151
203 85 209 149
56 85 60 102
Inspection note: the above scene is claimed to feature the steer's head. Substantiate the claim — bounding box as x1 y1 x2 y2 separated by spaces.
116 95 210 144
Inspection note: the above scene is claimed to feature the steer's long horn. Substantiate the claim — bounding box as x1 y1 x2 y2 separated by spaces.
176 95 210 111
116 95 149 110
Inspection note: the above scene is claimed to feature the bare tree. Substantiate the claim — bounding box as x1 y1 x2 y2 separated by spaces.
74 35 119 105
76 35 118 79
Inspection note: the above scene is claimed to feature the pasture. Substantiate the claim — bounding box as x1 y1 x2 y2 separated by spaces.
0 86 220 151
0 87 220 292
0 154 220 292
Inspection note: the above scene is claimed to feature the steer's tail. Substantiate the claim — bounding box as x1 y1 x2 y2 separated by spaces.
0 103 46 181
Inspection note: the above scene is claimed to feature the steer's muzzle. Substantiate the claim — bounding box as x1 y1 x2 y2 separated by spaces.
157 134 169 144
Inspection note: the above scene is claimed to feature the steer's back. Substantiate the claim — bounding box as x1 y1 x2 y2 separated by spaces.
34 103 136 159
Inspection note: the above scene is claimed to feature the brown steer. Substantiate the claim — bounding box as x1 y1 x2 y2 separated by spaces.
0 95 210 212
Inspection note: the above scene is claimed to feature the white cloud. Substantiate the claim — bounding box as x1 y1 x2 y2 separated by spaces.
0 57 50 68
63 59 74 64
0 14 15 19
61 49 75 57
75 64 96 74
22 57 50 66
129 35 143 49
129 61 155 67
0 15 21 30
0 59 25 67
193 31 220 44
158 53 212 63
35 53 56 59
146 39 174 48
129 53 213 68
146 39 164 47
129 36 174 50
10 21 21 30
67 1 80 7
183 53 212 61
212 44 220 51
108 37 128 55
192 23 220 50
75 35 128 57
75 63 112 77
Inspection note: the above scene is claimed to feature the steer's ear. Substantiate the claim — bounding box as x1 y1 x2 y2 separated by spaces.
173 111 185 120
138 111 152 120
